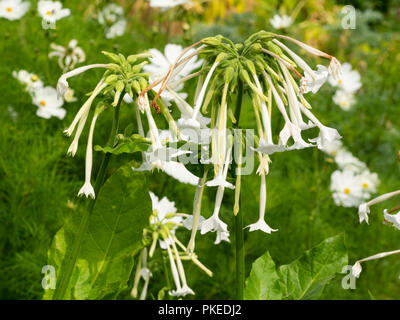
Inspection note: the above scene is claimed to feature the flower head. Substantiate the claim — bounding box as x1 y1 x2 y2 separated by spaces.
38 0 70 22
329 63 361 93
49 39 86 72
270 14 293 29
32 86 66 119
0 0 29 20
384 210 400 230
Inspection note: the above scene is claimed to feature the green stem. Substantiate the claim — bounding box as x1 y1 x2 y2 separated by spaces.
53 92 124 299
233 80 245 299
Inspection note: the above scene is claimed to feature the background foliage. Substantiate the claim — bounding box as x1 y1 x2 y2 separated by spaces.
0 0 399 299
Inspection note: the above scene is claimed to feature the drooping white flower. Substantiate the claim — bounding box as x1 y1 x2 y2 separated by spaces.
63 87 77 103
246 173 278 234
38 0 70 22
352 249 400 279
32 86 66 119
358 203 370 224
0 0 30 20
13 70 43 93
332 89 356 111
149 0 191 9
384 210 400 230
299 65 329 94
77 112 100 199
49 39 86 72
269 14 292 29
329 62 361 93
330 169 364 207
351 261 362 278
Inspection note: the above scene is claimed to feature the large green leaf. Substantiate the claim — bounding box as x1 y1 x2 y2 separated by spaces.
44 167 151 300
244 252 282 300
244 235 348 300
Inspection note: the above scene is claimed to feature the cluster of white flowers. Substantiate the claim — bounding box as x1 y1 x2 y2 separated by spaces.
12 70 76 119
98 4 126 39
329 63 361 111
13 68 78 119
49 39 86 72
0 0 70 22
323 140 379 208
269 14 293 29
132 191 211 300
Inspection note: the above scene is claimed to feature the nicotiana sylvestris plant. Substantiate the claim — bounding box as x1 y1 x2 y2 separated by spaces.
47 31 343 300
137 30 343 298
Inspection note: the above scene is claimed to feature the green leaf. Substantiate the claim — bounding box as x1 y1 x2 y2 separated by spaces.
244 235 348 300
94 136 151 155
244 252 282 300
44 167 152 299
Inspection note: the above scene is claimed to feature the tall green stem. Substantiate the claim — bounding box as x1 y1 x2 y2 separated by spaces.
53 93 124 299
233 80 245 299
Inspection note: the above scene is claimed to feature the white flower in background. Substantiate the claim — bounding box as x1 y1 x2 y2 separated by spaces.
269 14 293 29
149 0 192 9
330 169 365 207
98 4 126 39
334 149 366 172
144 44 203 105
32 86 66 119
49 39 86 72
0 0 29 20
329 62 361 93
13 70 43 93
105 19 126 39
332 89 356 111
358 170 379 195
38 0 70 22
384 210 400 230
150 191 181 226
7 106 18 122
321 139 343 157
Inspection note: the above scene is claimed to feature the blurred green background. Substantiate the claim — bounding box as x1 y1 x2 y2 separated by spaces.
0 0 399 299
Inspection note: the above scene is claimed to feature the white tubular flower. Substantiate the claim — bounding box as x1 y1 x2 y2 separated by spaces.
64 79 106 146
201 156 231 241
77 112 99 199
252 74 285 155
270 14 292 29
49 39 86 72
384 210 400 230
206 144 234 189
298 104 342 150
266 75 312 150
32 86 66 119
351 261 362 278
56 64 108 97
166 242 182 295
215 230 230 244
170 238 195 297
139 267 152 300
352 249 400 279
0 0 30 20
190 60 220 127
299 65 329 94
246 173 278 234
332 89 356 111
38 0 70 22
329 63 361 94
358 203 370 224
328 57 343 82
272 39 316 79
357 190 400 224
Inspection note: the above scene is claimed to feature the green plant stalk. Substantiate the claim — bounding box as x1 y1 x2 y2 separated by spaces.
53 92 124 299
233 80 245 300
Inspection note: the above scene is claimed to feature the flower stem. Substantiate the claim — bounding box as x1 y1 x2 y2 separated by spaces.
233 79 245 299
53 92 124 299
